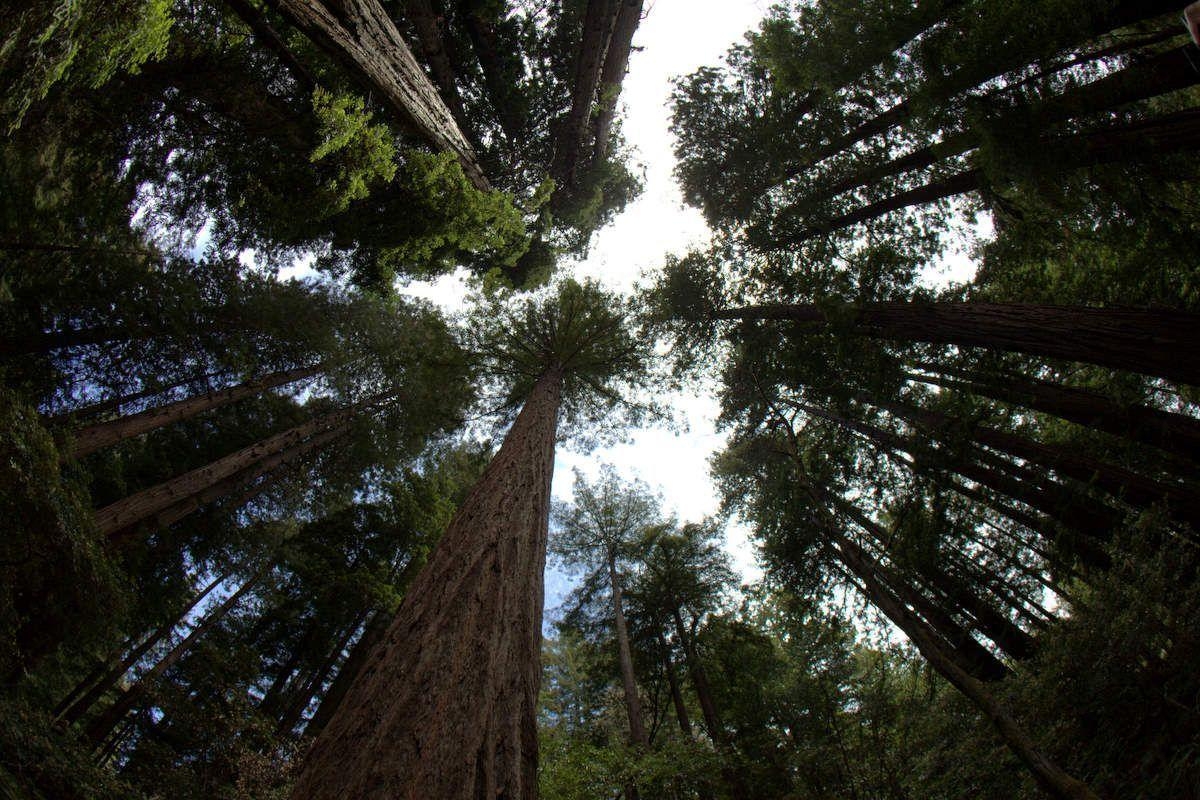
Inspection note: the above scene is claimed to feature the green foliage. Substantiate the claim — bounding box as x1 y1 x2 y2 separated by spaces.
0 0 172 129
309 88 398 216
0 388 127 679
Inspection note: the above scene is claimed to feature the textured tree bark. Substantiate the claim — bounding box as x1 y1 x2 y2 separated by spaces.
69 364 322 459
588 0 643 166
908 369 1200 465
94 403 362 538
266 0 488 189
553 0 620 186
828 531 1102 800
57 573 226 726
715 301 1200 385
83 571 264 747
291 366 563 800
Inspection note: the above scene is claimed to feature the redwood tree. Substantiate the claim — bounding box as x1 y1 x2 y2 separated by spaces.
290 279 654 800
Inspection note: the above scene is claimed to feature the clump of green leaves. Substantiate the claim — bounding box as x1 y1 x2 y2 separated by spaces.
0 387 127 680
376 150 529 280
309 88 398 216
0 0 173 129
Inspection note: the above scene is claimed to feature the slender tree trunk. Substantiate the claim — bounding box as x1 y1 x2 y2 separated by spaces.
58 573 227 727
404 0 474 140
881 399 1200 528
908 369 1200 465
769 0 1183 190
224 0 318 91
826 530 1102 800
305 550 430 737
553 0 619 186
589 0 643 166
68 364 322 459
786 106 1200 242
716 301 1200 385
662 644 692 738
609 553 650 748
832 531 1008 680
46 371 224 426
83 571 264 747
836 499 1035 661
94 402 364 538
304 610 385 737
266 0 487 189
801 42 1198 207
291 366 563 800
277 614 366 737
672 607 748 800
460 5 524 143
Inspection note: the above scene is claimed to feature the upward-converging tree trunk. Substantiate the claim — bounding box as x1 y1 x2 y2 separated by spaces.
266 0 488 188
823 520 1101 800
671 607 749 800
68 363 323 459
291 366 563 800
589 0 643 166
714 301 1200 385
907 368 1200 464
83 570 265 748
609 552 650 751
554 0 619 186
93 402 365 539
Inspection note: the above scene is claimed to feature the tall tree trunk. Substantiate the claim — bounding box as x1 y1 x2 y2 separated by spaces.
460 4 525 143
277 613 366 737
58 573 227 727
785 106 1200 242
768 0 1183 191
831 530 1009 680
908 369 1200 465
662 643 692 739
880 399 1200 528
716 301 1200 385
224 0 318 91
609 552 649 748
83 571 264 747
404 0 474 140
553 0 619 186
305 550 429 736
589 0 643 166
671 607 748 800
45 371 224 426
799 42 1198 208
291 366 563 800
266 0 488 189
68 364 322 459
824 528 1101 800
94 402 364 539
836 498 1036 662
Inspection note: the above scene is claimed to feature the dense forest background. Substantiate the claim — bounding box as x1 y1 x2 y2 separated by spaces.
1 1 1199 798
